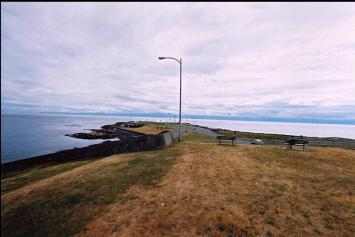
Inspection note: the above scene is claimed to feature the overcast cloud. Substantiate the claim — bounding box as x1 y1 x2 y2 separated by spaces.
1 2 355 121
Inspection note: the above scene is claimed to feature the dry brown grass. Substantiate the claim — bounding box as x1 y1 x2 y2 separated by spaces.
125 125 175 135
1 148 181 237
2 133 354 237
76 143 355 237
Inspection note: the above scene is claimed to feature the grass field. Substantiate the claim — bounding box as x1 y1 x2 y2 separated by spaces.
1 129 355 236
125 124 176 135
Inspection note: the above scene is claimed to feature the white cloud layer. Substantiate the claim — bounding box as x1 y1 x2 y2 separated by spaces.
1 2 355 120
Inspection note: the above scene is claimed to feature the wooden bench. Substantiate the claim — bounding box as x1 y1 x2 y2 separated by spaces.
217 135 237 145
284 137 309 151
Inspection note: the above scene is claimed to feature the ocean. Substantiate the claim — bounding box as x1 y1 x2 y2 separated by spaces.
1 114 355 163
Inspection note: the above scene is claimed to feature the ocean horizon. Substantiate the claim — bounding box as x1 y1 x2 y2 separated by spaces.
37 112 355 125
1 113 355 164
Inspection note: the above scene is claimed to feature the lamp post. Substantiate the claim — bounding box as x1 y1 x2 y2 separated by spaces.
158 56 182 141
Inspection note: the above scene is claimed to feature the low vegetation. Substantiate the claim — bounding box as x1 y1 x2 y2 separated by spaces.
1 126 354 236
182 131 216 142
125 124 175 135
1 147 182 237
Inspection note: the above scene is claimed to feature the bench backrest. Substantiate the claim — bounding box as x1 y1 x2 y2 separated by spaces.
285 137 309 145
217 135 236 140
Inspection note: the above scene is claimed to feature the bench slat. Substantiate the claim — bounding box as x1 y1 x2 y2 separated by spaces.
217 136 237 145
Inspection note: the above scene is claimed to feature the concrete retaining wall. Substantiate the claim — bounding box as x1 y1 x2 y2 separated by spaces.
160 132 173 146
158 129 180 147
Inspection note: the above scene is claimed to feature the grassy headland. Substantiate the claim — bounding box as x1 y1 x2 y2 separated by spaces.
1 123 354 236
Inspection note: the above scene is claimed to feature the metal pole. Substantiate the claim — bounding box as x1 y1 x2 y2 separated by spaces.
158 56 182 141
179 58 182 141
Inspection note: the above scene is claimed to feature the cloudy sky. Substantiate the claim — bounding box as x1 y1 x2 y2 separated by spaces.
1 2 355 122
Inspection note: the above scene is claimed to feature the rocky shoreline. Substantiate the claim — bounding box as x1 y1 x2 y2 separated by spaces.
2 121 178 174
66 121 146 140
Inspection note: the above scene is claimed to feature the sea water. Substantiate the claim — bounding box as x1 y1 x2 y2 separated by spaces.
1 114 354 163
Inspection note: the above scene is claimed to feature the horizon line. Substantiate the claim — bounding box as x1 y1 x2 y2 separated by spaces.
2 111 355 126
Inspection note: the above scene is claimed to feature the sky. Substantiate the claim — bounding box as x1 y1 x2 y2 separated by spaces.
1 2 355 123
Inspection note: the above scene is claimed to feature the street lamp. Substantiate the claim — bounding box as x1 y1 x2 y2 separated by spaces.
159 56 182 141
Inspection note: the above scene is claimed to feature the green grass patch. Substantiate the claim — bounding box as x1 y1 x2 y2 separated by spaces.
183 131 216 143
143 121 179 129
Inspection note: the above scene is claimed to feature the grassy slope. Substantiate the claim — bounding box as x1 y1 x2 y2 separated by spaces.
1 127 355 236
77 141 355 237
1 159 94 194
1 147 182 237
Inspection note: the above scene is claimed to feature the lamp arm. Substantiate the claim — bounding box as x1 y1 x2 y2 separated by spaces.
163 57 181 64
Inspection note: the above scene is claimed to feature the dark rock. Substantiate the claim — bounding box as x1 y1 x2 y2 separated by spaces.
69 121 145 140
67 132 117 139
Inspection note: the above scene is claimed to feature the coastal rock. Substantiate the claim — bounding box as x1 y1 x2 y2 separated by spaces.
66 132 116 140
67 122 145 140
